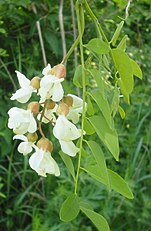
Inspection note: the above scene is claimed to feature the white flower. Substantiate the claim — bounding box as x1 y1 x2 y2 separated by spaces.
13 135 34 155
67 94 84 124
8 107 37 135
53 115 81 156
39 64 64 102
29 147 60 177
11 71 35 103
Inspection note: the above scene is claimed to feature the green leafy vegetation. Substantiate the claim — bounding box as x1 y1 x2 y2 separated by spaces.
0 0 151 230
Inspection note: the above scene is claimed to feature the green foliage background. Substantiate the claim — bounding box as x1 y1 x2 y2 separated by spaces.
0 0 151 230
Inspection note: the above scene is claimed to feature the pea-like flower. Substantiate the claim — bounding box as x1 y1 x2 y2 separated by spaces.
13 134 35 155
29 147 60 177
39 64 64 102
53 115 81 156
11 71 35 103
8 107 37 135
66 94 84 124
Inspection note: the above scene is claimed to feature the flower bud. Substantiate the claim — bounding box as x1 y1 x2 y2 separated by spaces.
48 64 66 78
28 102 40 116
37 138 53 152
27 132 38 142
56 102 69 116
45 99 56 110
62 96 73 107
30 76 41 89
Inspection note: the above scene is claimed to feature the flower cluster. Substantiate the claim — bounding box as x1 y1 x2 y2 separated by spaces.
8 64 85 177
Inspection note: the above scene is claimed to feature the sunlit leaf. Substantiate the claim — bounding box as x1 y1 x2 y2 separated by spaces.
130 59 142 79
112 48 134 103
85 38 110 55
117 35 128 51
84 118 95 135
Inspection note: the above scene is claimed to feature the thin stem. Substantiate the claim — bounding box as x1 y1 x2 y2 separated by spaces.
59 0 67 58
74 2 86 195
70 0 81 97
32 3 47 66
0 58 17 91
83 0 109 43
61 35 80 64
38 100 48 137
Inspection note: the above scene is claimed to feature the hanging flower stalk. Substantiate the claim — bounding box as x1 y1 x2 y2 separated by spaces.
8 63 86 177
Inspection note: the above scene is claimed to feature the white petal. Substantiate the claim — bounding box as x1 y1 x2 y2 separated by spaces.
15 71 30 88
53 115 81 141
52 82 64 102
67 111 80 124
42 64 51 75
28 112 37 133
18 141 33 155
13 135 27 141
11 88 33 103
29 149 44 170
59 140 79 157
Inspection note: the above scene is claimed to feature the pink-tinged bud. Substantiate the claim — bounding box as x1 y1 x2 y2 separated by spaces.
28 102 40 116
45 99 56 110
27 132 38 142
56 102 69 116
62 96 73 107
48 64 66 78
37 138 53 152
30 76 41 89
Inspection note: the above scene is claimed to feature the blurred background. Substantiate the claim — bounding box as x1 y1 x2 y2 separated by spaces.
0 0 151 230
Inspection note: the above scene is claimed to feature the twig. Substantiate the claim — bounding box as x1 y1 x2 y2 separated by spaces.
0 58 17 91
70 0 81 97
125 0 133 20
32 3 47 66
59 0 67 59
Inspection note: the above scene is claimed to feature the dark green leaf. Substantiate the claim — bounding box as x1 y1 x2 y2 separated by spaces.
88 115 119 161
60 194 80 222
80 207 110 231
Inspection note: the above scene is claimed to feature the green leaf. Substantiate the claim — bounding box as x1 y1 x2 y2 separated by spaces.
130 59 142 79
73 65 89 88
110 86 120 116
59 151 75 180
111 21 124 46
117 35 128 51
118 105 125 119
112 48 134 103
88 115 119 161
60 194 80 222
84 165 134 199
80 207 110 231
85 38 110 55
89 91 113 128
84 118 95 135
90 69 105 93
86 94 95 116
86 141 110 188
